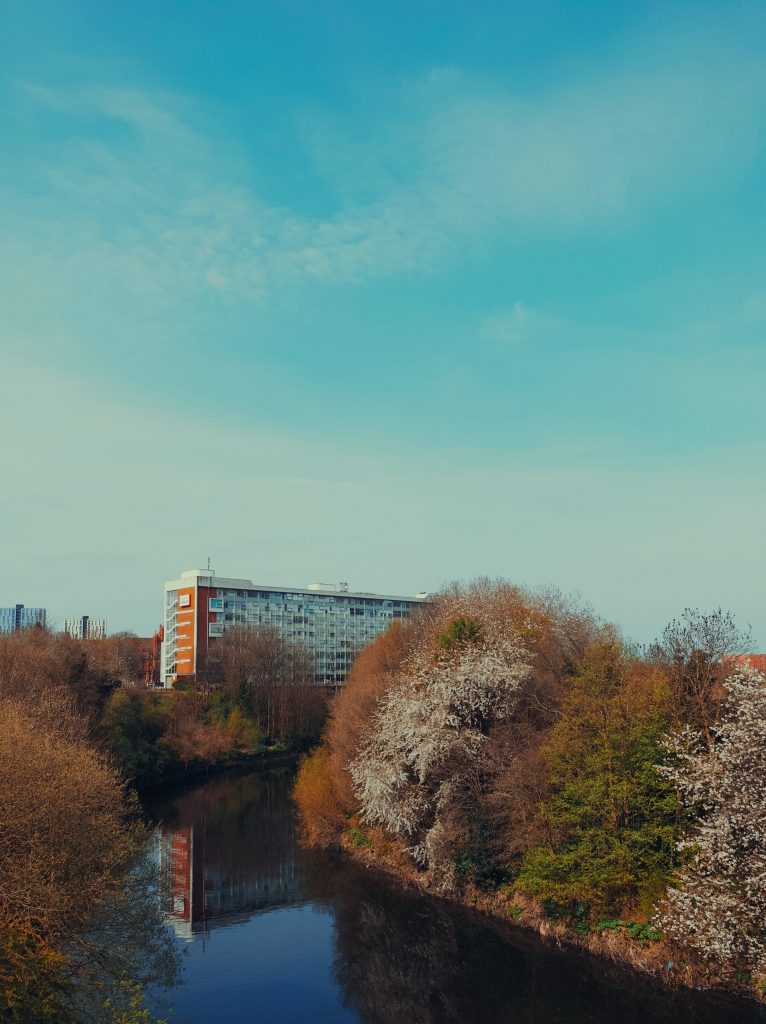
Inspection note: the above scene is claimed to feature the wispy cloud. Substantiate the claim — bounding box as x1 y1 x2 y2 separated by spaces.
480 290 766 356
480 303 565 348
3 27 765 321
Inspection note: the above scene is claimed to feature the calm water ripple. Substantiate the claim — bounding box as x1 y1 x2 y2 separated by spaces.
143 767 765 1024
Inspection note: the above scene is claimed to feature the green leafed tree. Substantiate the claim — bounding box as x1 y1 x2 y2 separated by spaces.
516 642 680 919
101 689 179 787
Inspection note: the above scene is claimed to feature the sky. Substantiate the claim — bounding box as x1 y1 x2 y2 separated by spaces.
1 0 764 644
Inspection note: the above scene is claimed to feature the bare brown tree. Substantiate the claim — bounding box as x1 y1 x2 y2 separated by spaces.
212 626 326 744
649 608 752 748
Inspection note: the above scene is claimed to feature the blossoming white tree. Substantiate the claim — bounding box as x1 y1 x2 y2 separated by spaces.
349 629 531 887
656 666 766 976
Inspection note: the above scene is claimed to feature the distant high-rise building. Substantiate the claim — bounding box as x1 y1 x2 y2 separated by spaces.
161 568 428 688
64 615 107 640
0 604 46 634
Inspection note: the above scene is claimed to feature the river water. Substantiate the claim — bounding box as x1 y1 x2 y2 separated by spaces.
143 767 765 1024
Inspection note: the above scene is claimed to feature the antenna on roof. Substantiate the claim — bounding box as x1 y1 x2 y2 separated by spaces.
206 556 212 573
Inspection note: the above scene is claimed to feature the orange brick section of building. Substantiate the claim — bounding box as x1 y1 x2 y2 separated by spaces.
734 654 766 673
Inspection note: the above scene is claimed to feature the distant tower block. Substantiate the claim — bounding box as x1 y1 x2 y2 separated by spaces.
64 615 107 640
0 604 46 633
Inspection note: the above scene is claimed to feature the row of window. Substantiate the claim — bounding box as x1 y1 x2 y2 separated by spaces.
214 604 404 618
211 588 415 606
216 613 389 629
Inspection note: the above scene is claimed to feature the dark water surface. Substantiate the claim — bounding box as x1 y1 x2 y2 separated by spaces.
143 768 764 1024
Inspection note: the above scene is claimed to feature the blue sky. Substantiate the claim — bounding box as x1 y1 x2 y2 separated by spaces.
1 0 764 642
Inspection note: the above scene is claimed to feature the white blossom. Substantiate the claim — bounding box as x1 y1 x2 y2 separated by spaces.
349 635 531 885
656 667 766 974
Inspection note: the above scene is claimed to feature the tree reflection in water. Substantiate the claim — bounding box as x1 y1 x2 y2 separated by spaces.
307 844 765 1024
146 769 764 1024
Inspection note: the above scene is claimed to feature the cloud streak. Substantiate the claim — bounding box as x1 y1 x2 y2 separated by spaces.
3 29 765 320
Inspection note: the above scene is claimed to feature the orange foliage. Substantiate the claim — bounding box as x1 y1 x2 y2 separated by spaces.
294 579 608 853
325 621 411 809
224 705 261 753
0 626 130 730
292 623 410 847
0 923 69 1021
292 746 347 847
0 636 172 1018
0 698 139 937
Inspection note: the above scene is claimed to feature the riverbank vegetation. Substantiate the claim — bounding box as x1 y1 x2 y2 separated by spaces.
104 626 327 788
293 581 764 998
0 629 177 1022
0 623 327 1020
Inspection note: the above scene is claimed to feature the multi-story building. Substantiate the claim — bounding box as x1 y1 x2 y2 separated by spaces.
64 615 107 640
734 653 766 674
0 604 46 634
161 568 428 688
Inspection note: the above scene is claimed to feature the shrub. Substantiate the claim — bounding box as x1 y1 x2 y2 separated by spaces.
346 825 372 849
0 697 170 1019
595 918 626 932
453 822 510 891
626 921 662 942
293 747 346 848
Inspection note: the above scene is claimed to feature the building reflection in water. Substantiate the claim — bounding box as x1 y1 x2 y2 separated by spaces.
152 768 306 942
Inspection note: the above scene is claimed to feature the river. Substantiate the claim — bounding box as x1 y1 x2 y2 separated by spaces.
143 767 765 1024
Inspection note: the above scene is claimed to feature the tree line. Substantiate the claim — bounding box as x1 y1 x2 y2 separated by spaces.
106 625 327 787
293 580 764 996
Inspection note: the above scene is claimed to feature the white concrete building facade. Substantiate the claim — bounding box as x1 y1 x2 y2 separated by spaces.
64 616 107 640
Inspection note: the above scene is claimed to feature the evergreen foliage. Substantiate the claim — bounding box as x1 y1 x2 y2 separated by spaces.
517 643 680 918
102 690 179 788
438 616 484 650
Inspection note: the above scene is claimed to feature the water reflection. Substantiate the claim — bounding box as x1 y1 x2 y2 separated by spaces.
315 860 760 1024
146 769 766 1024
151 770 306 940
